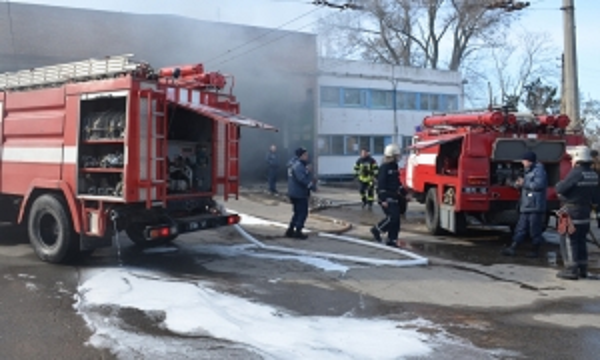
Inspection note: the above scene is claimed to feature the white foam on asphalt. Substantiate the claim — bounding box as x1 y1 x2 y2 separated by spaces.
75 268 433 360
188 244 351 273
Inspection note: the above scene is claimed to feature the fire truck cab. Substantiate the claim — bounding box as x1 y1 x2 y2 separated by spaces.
400 108 586 235
0 55 277 264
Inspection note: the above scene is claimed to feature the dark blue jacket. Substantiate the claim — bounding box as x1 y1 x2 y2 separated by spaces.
518 162 548 213
287 157 314 199
266 151 279 169
556 163 600 220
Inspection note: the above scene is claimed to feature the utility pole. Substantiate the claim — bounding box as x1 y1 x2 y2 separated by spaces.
562 0 581 131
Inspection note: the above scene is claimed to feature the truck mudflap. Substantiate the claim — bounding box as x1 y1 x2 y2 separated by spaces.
143 213 241 241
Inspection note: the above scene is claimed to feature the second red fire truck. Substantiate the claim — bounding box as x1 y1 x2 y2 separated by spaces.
400 108 586 235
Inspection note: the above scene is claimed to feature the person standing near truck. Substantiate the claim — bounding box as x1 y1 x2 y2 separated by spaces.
554 146 600 280
354 148 379 210
370 144 406 247
502 151 548 258
285 147 315 240
266 144 279 194
590 149 600 228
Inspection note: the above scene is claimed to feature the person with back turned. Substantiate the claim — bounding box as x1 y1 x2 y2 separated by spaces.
554 146 600 280
590 149 600 228
370 144 407 247
354 148 379 210
265 144 279 194
502 151 548 258
285 147 315 240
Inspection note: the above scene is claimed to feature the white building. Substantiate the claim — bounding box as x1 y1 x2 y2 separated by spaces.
317 58 464 179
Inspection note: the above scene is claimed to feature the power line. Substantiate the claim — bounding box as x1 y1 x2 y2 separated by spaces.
214 15 323 67
205 6 323 66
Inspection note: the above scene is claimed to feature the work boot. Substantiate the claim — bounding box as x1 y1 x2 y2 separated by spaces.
367 202 373 211
370 227 382 243
386 239 398 248
525 244 541 258
294 229 308 240
579 266 588 279
501 244 517 256
362 201 367 209
285 226 295 238
556 268 579 280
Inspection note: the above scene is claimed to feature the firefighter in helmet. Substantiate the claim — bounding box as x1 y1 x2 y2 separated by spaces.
554 146 600 280
370 144 407 247
502 151 548 258
354 148 379 210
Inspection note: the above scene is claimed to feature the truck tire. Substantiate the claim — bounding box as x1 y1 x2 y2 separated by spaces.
425 188 444 235
125 223 177 247
28 194 79 264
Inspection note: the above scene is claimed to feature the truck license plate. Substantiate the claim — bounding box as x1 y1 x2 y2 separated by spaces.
189 222 199 230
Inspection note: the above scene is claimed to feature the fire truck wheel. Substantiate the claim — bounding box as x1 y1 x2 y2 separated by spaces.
27 194 79 264
425 188 444 235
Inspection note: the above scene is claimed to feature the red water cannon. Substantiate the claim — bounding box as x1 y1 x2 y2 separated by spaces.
158 64 227 90
537 115 556 127
555 115 570 129
422 111 516 128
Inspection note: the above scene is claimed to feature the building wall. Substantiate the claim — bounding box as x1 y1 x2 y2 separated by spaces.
0 3 318 183
317 58 463 178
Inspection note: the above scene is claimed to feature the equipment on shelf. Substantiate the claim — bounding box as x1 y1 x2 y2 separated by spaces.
83 110 126 140
81 174 123 197
100 151 124 168
168 155 194 193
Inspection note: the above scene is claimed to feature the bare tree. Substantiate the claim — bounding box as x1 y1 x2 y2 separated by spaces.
522 78 560 115
317 0 518 71
486 31 559 107
580 97 600 147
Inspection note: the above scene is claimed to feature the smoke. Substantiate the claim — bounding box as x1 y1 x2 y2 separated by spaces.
0 2 318 183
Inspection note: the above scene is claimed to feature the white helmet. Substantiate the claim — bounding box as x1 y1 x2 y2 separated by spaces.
384 144 401 157
570 145 592 163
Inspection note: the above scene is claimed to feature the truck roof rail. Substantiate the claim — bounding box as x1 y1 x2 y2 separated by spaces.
0 54 150 91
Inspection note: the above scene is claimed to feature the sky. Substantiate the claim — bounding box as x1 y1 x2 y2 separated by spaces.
9 0 600 101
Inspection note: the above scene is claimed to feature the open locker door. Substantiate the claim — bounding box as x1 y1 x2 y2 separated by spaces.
167 99 278 200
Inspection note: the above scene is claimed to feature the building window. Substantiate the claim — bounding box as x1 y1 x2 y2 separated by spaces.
430 94 440 111
373 136 385 154
320 87 340 106
318 136 331 155
371 90 393 109
345 135 360 155
401 136 413 154
359 136 371 152
420 93 430 111
342 88 364 107
398 92 417 110
331 136 344 155
446 95 458 111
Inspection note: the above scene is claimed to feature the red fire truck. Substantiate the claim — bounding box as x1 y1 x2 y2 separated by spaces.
399 108 586 235
0 55 277 263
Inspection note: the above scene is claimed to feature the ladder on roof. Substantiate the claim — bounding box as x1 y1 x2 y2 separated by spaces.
0 54 144 91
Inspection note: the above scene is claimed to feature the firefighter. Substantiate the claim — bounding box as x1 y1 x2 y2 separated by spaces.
590 149 600 228
285 147 315 240
502 151 548 258
266 144 279 194
370 144 407 247
554 146 600 280
354 148 379 210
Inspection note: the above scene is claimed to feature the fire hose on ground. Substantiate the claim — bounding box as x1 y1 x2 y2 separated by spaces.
219 202 428 268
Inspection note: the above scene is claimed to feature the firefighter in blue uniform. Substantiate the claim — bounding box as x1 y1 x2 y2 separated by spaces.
370 144 407 247
555 146 600 280
502 151 548 258
354 148 379 210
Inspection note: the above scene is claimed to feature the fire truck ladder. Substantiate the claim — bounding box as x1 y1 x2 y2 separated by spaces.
0 54 145 91
140 90 168 209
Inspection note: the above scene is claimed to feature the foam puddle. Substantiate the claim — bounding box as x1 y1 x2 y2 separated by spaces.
75 268 493 360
